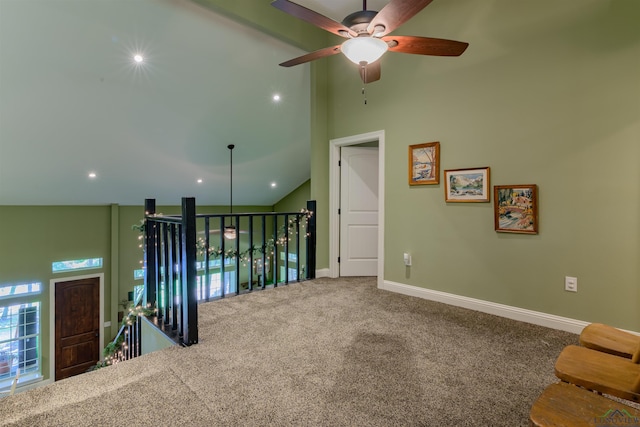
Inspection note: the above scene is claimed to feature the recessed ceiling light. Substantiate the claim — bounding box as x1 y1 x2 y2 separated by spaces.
271 182 277 188
197 178 203 184
133 54 144 63
88 172 97 179
272 94 281 102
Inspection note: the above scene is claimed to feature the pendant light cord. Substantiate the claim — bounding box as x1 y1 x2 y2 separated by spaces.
228 144 234 216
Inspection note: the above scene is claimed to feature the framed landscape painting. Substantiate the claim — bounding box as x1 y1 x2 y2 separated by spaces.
409 142 440 185
444 167 490 202
494 184 538 234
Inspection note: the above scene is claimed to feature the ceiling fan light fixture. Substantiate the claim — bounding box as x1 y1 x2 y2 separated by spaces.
341 37 388 65
224 225 237 240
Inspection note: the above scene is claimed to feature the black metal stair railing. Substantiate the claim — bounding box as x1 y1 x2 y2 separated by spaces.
143 198 317 347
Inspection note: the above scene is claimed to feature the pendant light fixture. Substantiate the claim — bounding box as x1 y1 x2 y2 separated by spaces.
224 144 237 240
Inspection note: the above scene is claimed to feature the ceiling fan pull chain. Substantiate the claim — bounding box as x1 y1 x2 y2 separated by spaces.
361 63 367 105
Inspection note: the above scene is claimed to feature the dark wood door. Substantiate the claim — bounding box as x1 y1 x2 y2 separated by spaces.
55 277 100 381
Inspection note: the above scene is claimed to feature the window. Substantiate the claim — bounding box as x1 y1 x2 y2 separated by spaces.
196 259 236 299
132 285 144 305
133 269 145 280
197 270 236 299
279 252 299 282
279 266 298 281
52 257 103 273
0 282 42 389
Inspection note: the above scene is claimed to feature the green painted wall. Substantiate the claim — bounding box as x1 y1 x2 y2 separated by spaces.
322 0 640 329
140 317 176 356
0 206 112 381
309 60 330 270
274 179 310 213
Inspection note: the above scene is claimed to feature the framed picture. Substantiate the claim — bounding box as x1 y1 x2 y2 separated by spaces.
494 184 538 234
444 167 490 202
409 142 440 185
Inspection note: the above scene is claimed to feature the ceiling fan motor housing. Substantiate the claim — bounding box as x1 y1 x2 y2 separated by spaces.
341 10 379 35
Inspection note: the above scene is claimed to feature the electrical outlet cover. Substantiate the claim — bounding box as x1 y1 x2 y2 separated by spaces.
565 276 577 292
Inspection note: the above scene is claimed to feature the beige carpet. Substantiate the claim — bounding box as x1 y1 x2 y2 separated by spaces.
0 277 578 426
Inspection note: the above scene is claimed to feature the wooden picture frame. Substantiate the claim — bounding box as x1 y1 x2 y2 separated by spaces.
409 142 440 185
444 167 490 202
494 184 538 234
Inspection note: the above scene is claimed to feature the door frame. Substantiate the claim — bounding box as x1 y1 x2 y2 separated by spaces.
329 130 385 287
49 272 104 382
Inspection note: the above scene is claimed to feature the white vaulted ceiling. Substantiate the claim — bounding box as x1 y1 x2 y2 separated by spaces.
0 0 405 206
0 0 314 206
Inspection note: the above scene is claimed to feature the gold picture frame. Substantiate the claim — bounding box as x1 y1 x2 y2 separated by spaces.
444 167 490 203
409 141 440 185
494 184 539 234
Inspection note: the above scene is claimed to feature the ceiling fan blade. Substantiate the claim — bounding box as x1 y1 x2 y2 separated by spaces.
271 0 357 38
367 0 434 37
279 44 342 67
359 61 381 84
383 35 469 56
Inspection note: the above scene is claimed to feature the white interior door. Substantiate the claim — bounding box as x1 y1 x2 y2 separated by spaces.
340 146 379 276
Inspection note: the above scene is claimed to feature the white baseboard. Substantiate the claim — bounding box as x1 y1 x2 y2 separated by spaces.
381 280 589 335
16 377 53 395
315 268 330 278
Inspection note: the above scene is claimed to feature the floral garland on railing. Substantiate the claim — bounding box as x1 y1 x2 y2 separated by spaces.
133 209 313 263
133 206 313 280
198 209 313 267
93 303 156 369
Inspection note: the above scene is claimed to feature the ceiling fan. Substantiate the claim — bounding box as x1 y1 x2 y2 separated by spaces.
272 0 469 83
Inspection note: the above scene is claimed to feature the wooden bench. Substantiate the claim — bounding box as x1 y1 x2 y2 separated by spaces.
555 345 640 403
530 382 640 427
580 323 640 361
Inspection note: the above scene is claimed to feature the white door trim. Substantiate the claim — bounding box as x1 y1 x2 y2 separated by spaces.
329 130 385 287
49 272 104 382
